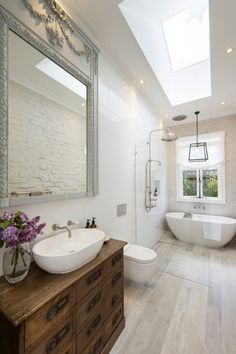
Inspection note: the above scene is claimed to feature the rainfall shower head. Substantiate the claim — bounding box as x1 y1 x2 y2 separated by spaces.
161 130 178 142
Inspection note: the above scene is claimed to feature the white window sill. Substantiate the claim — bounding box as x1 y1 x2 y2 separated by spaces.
176 197 226 205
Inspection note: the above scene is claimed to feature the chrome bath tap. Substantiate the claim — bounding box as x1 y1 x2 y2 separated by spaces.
183 212 192 219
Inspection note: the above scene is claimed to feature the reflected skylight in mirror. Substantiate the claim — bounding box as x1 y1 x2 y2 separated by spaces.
36 58 87 99
163 0 210 72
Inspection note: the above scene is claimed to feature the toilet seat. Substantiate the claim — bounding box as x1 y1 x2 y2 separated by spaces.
124 244 157 264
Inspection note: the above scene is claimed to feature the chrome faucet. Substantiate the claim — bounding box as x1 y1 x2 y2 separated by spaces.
183 212 192 219
67 220 80 227
194 204 206 211
52 224 72 238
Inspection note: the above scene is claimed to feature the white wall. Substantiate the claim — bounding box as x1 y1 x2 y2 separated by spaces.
0 53 167 275
167 115 236 218
9 80 86 195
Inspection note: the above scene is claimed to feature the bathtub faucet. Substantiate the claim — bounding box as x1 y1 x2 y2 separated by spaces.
183 212 192 219
194 204 205 211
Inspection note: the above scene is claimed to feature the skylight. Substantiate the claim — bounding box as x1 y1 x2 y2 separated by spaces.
35 58 87 99
119 0 211 106
163 1 210 72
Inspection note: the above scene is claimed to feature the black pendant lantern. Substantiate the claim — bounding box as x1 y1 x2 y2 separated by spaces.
188 111 208 162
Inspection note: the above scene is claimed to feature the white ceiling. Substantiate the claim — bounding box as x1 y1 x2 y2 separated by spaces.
60 0 236 125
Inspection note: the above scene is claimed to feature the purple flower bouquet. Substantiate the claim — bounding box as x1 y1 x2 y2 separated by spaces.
0 211 46 283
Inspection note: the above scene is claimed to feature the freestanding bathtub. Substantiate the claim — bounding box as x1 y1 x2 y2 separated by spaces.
166 212 236 248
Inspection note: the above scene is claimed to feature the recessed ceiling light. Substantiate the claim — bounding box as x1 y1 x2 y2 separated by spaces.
226 47 233 54
166 114 169 118
124 86 128 90
140 80 144 84
221 101 225 105
82 102 85 107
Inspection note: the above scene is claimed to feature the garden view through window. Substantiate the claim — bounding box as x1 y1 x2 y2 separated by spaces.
183 168 218 198
176 132 225 203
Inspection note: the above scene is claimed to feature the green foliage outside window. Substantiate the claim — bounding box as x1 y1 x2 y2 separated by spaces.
183 171 197 196
203 170 218 197
182 169 218 198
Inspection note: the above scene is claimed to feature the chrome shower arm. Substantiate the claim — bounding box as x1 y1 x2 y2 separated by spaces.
148 128 170 143
148 128 170 157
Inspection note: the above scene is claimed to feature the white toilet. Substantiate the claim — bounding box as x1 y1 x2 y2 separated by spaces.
124 244 157 283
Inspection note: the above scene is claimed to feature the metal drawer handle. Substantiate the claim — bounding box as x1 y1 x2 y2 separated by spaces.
87 291 101 312
46 323 70 353
87 314 102 337
112 309 122 327
89 337 103 354
112 253 121 266
87 269 101 285
47 294 69 321
112 271 121 286
112 294 120 307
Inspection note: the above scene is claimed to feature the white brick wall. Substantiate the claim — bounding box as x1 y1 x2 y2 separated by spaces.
9 80 87 195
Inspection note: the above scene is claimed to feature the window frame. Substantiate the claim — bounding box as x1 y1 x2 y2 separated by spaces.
176 163 225 204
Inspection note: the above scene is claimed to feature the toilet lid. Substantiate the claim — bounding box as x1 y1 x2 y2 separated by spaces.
124 244 157 264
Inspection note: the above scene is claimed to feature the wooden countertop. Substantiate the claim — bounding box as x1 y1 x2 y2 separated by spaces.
0 239 126 326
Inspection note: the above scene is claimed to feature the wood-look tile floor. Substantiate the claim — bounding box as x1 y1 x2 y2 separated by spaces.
111 232 236 354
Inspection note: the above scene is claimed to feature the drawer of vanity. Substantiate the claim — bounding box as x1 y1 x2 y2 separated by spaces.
104 282 123 319
76 264 104 301
76 305 105 353
106 264 123 293
58 342 75 354
105 250 123 276
105 303 123 342
27 315 73 354
25 286 74 348
77 329 105 354
75 283 105 331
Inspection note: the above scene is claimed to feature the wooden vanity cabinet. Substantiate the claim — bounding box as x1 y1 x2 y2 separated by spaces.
0 239 126 354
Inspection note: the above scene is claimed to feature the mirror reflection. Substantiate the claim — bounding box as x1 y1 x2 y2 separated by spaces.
8 31 87 197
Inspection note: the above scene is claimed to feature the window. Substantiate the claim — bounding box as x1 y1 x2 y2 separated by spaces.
202 169 218 197
162 0 210 72
176 132 225 203
183 170 197 197
119 0 211 105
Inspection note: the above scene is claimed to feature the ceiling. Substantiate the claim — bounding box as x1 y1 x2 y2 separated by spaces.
60 0 236 125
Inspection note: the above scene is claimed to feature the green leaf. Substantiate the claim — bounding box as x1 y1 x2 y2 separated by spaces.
13 211 24 228
0 240 4 249
0 221 11 230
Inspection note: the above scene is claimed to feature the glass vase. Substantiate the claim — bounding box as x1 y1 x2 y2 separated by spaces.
3 243 31 284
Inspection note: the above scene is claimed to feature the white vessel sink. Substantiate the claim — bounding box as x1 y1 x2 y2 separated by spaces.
33 229 105 274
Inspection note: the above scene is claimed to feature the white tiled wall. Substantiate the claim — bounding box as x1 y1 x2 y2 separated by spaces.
0 55 167 275
167 115 236 218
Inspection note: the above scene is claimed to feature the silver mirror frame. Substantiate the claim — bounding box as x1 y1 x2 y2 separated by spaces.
0 5 99 207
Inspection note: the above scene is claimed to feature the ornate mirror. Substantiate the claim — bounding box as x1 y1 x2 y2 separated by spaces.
0 0 99 207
